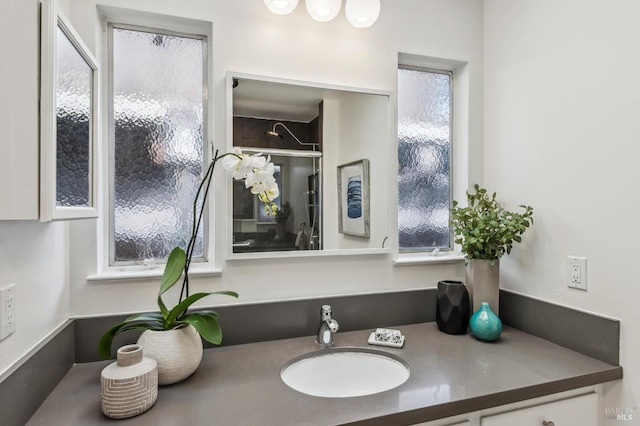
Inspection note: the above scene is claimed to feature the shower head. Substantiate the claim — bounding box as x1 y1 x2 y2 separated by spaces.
265 129 282 138
265 122 319 149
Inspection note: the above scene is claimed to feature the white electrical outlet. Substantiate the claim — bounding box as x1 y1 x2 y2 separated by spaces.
0 283 16 341
567 256 587 291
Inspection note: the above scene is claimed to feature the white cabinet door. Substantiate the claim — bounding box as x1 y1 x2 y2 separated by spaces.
0 0 40 220
413 421 469 426
481 393 597 426
40 0 99 221
0 0 99 221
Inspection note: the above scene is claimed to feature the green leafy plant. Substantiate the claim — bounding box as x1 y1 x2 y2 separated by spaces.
450 184 533 263
98 149 280 360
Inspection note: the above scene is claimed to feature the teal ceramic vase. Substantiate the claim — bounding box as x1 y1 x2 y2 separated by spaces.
469 302 502 341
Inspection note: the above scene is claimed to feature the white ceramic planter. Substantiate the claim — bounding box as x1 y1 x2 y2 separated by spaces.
465 258 500 315
137 325 203 385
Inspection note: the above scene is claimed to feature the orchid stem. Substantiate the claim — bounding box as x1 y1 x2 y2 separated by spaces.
180 149 220 303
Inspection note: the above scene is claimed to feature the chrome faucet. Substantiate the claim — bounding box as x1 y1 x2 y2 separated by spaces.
317 305 339 347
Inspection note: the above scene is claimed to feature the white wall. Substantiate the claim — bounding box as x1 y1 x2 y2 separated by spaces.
67 0 484 316
0 222 70 379
0 0 484 381
322 92 390 249
338 92 390 249
0 0 72 380
484 0 640 421
321 97 341 248
285 156 313 235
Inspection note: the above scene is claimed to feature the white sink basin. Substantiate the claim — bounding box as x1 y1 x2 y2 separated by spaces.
281 347 410 398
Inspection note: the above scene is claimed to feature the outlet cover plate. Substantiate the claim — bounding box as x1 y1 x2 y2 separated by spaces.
567 256 587 291
0 283 16 340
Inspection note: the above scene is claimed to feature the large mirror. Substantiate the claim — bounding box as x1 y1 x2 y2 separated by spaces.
226 73 391 258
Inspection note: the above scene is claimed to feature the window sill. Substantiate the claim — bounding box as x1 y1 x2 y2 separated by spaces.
393 252 465 266
86 263 222 283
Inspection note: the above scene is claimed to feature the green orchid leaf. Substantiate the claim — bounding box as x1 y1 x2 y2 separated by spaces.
123 312 164 322
97 320 164 360
166 292 216 325
166 290 238 328
157 295 170 318
211 290 239 299
157 247 187 316
192 309 219 319
98 323 126 359
180 311 222 344
159 247 186 297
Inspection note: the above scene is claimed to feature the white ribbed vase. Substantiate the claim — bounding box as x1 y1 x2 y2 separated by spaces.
101 344 158 419
137 325 203 385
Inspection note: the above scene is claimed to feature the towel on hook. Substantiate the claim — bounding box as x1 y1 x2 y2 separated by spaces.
298 231 309 250
295 223 309 250
295 223 305 248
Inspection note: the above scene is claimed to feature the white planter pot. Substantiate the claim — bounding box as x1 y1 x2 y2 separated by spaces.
465 258 500 315
137 325 203 385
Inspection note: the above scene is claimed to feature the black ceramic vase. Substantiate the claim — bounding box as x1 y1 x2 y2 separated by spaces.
436 280 471 335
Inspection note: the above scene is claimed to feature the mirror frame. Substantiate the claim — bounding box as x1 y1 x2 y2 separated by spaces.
225 72 392 260
40 0 100 221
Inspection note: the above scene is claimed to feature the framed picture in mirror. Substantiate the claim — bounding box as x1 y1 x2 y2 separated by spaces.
337 159 370 238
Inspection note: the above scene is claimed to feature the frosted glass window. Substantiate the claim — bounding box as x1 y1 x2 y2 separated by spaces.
397 67 452 251
56 25 92 207
111 26 206 263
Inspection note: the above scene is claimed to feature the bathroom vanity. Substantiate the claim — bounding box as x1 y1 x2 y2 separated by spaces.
27 322 621 425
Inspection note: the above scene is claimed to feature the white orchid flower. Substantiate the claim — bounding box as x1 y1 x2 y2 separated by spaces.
260 160 279 202
221 148 243 173
264 179 280 202
246 169 276 195
237 154 267 180
221 149 279 214
222 149 268 181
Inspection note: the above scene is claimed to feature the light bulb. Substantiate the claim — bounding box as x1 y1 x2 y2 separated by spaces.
305 0 342 22
264 0 299 15
345 0 380 28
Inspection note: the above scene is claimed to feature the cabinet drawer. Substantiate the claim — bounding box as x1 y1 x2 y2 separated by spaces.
481 393 597 426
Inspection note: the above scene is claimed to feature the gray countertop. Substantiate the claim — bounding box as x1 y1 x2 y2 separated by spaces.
27 323 622 426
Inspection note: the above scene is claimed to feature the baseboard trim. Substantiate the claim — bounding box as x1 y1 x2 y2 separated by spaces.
0 319 73 383
499 289 620 365
0 321 75 426
75 288 438 362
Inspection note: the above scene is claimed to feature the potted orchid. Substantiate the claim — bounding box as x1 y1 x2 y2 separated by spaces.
98 148 279 384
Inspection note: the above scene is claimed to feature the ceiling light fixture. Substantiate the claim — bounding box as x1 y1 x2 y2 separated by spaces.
345 0 380 28
305 0 342 22
263 0 299 15
264 0 380 28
